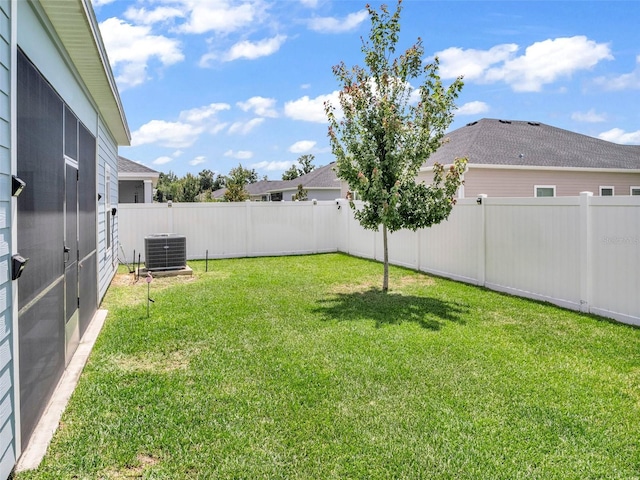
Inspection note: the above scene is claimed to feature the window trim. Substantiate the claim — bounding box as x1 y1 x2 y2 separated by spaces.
630 186 640 196
599 186 614 196
534 185 556 197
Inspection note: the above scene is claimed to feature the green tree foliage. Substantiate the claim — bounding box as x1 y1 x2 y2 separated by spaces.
297 154 316 175
223 163 256 202
282 154 316 180
228 164 258 185
325 0 467 292
223 182 249 202
180 173 200 202
198 169 215 192
292 183 308 201
282 164 300 181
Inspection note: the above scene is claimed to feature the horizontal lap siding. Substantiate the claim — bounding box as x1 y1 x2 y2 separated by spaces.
0 1 14 477
97 119 118 302
464 168 640 198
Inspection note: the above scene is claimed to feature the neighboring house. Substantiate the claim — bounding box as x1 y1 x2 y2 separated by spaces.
213 163 341 201
0 1 130 476
417 118 640 198
118 156 160 203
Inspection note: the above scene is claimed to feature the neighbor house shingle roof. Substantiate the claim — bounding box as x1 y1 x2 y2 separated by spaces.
118 156 160 174
212 163 339 199
424 118 640 170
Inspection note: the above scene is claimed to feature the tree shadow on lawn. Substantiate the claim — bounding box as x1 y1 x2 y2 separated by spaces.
314 288 468 330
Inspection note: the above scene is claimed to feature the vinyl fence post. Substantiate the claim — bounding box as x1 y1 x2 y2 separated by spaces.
245 200 252 257
477 194 488 287
579 191 593 313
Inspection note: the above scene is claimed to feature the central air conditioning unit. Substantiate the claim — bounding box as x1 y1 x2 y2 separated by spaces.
144 234 187 271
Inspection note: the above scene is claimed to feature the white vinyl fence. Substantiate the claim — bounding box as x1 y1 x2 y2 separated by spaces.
118 193 640 326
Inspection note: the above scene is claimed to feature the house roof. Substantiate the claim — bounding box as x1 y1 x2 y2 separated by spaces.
118 156 159 175
212 163 340 199
424 118 640 170
39 0 130 145
270 162 339 192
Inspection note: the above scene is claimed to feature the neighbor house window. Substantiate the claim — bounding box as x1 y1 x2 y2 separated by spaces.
631 187 640 196
534 185 555 197
600 186 614 196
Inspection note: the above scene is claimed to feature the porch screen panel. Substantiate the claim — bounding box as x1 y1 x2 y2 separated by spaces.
16 49 66 450
78 123 97 336
16 49 64 306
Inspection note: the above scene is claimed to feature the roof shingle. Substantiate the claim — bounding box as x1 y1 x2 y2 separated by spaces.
425 118 640 170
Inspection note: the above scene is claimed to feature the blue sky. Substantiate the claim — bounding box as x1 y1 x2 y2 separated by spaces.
91 0 640 179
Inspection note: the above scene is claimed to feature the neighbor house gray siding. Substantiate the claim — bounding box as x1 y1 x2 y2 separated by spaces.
0 1 15 478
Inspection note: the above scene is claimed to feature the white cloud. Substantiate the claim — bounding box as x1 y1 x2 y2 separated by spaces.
153 156 173 165
224 150 254 159
437 36 612 92
237 97 278 118
437 44 518 81
179 103 231 123
289 140 316 153
124 6 185 25
228 118 265 134
132 120 204 148
598 128 640 145
222 35 287 62
595 55 640 91
131 102 231 148
308 10 368 33
299 0 319 7
251 160 294 171
173 0 265 35
285 91 339 123
99 17 184 89
456 101 489 116
571 109 606 123
189 156 207 166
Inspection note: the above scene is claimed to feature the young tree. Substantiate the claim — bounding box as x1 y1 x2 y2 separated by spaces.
224 163 253 202
325 0 466 292
292 183 308 201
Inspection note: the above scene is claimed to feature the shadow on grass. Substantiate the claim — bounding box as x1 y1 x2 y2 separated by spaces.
314 288 468 330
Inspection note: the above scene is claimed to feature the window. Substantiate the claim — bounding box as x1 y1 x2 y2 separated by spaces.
599 186 614 196
534 185 555 197
631 187 640 196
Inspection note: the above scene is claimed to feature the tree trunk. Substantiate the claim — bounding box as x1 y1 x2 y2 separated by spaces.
382 223 389 293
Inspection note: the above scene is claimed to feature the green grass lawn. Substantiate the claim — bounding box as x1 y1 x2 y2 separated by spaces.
17 254 640 479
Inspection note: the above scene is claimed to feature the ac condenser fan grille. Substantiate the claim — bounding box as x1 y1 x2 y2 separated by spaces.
144 234 186 270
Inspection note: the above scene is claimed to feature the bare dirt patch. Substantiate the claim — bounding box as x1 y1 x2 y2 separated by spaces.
102 453 160 479
111 349 192 374
330 274 434 294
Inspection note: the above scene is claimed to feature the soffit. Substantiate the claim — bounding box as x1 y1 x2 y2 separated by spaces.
39 0 130 145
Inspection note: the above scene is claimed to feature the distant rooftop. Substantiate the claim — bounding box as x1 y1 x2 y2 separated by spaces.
118 156 160 174
425 118 640 170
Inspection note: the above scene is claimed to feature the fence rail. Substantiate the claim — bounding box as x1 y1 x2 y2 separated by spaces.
118 194 640 326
